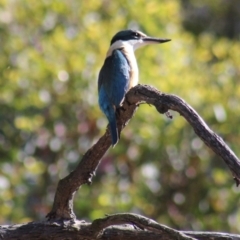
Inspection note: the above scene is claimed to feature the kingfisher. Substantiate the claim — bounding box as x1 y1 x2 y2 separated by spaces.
98 29 170 146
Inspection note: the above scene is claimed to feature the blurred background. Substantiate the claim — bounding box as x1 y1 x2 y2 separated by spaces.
0 0 240 232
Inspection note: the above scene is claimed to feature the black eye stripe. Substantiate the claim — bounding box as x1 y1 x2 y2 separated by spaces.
110 30 144 45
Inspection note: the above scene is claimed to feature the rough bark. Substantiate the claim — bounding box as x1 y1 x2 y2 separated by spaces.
1 213 240 240
46 84 240 221
2 84 240 239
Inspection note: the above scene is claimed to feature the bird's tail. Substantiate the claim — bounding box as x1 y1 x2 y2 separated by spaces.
106 106 119 147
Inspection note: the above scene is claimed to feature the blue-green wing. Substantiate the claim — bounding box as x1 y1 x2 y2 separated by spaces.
98 49 130 107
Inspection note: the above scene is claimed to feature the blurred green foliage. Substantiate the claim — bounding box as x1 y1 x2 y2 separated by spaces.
0 0 240 232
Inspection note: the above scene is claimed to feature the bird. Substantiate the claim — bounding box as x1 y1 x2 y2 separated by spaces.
98 29 170 147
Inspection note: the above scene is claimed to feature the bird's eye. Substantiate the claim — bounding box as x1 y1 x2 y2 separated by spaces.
134 32 140 38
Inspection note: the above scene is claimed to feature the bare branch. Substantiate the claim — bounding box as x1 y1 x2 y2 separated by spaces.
1 215 240 240
129 85 240 183
46 84 240 221
90 213 197 240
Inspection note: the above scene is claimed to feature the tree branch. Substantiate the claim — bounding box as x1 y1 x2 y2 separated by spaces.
90 213 196 240
130 85 240 184
3 82 240 238
46 84 240 221
1 213 240 240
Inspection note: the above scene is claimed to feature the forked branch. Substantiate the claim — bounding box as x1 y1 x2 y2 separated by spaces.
46 84 240 221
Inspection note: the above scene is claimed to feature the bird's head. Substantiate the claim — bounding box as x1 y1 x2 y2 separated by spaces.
110 29 171 51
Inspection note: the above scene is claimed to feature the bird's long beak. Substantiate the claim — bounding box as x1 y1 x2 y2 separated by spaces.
143 36 171 44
